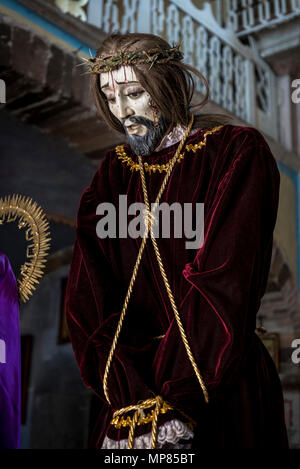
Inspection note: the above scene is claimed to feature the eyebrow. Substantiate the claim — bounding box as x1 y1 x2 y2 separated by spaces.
101 80 140 89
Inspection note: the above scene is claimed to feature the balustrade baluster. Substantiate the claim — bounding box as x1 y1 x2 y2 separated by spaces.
103 0 120 33
121 0 138 33
222 45 234 112
166 4 180 44
87 0 103 28
151 0 165 36
182 15 194 66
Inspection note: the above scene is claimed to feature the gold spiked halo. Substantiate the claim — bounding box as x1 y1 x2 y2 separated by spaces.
0 194 51 303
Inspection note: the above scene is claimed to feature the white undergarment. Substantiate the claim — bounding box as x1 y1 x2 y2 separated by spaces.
154 124 199 152
101 418 194 449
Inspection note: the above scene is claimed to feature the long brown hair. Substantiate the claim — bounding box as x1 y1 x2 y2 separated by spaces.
90 32 232 133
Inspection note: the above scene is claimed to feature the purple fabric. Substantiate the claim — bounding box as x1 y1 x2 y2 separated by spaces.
0 253 21 449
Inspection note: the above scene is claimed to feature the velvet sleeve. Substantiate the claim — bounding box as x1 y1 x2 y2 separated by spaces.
65 153 154 411
151 128 280 416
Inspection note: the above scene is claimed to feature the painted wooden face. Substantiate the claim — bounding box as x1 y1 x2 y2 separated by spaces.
100 65 161 137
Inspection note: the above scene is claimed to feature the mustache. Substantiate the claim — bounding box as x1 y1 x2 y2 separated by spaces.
121 116 156 130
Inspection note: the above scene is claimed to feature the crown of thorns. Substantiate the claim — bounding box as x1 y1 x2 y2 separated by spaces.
76 44 184 75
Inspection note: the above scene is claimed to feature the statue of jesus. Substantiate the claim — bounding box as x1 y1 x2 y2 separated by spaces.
65 32 288 449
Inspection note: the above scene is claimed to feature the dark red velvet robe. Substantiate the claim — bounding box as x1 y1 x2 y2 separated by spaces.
65 124 289 448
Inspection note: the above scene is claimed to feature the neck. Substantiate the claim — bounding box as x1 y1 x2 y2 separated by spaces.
154 122 190 153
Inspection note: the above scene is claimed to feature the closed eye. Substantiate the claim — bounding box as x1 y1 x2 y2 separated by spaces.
104 88 144 103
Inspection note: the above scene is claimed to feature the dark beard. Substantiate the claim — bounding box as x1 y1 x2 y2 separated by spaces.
122 115 170 156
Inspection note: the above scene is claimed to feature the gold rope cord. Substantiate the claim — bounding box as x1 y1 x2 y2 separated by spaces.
103 116 195 407
138 153 209 404
111 399 174 428
111 396 164 449
0 194 51 303
103 116 221 448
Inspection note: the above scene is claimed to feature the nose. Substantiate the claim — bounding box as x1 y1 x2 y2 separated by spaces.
116 94 134 120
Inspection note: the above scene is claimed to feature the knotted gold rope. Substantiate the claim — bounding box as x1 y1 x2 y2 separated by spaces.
112 396 164 449
103 114 210 449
